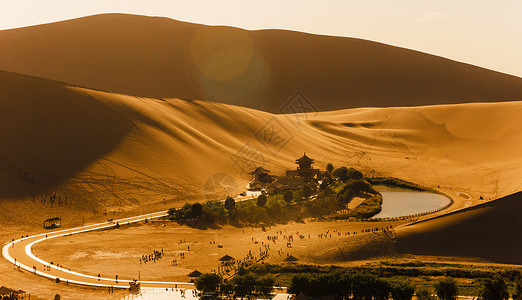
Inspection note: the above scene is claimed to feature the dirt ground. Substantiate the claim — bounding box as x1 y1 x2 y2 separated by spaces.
30 220 401 284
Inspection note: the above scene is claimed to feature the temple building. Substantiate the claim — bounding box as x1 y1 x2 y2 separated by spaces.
267 153 321 194
285 153 322 181
246 166 273 196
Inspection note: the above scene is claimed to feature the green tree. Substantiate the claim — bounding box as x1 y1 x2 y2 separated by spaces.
347 167 363 180
289 274 309 295
326 163 334 173
434 278 458 300
284 190 293 204
390 281 415 300
352 273 376 300
257 194 267 207
233 274 257 296
416 287 434 300
478 276 509 300
333 167 348 182
513 279 522 300
224 196 235 210
195 273 222 293
256 275 275 295
373 278 391 300
191 203 203 218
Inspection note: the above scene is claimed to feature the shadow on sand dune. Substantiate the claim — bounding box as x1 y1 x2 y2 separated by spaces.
0 70 133 198
396 192 522 264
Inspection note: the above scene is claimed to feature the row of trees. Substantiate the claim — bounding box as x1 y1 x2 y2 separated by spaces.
195 272 275 297
288 271 416 300
289 272 522 300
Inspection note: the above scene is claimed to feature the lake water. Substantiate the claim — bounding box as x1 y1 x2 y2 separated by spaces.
371 185 451 219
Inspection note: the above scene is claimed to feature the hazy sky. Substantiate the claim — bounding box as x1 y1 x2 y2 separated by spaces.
2 0 521 77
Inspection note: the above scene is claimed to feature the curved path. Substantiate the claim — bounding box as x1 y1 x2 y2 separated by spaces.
2 211 195 289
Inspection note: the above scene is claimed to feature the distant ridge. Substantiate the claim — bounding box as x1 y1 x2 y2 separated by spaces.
0 13 521 112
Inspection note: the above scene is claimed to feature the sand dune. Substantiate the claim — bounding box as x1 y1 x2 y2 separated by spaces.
2 69 522 226
396 191 522 264
0 14 521 113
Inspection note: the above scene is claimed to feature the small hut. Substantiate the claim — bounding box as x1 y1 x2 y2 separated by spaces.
43 217 61 229
283 255 299 262
187 270 203 278
218 254 234 262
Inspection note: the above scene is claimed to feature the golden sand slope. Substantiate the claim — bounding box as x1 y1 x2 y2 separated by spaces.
1 70 522 217
0 14 521 112
396 191 522 264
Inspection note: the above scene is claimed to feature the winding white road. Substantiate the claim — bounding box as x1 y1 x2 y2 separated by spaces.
2 211 195 290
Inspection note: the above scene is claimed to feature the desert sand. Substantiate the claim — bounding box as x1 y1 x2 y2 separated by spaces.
0 14 521 112
1 24 522 297
2 69 522 227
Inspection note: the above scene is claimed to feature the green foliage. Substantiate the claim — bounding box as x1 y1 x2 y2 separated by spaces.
288 271 352 298
236 201 267 224
195 273 222 292
232 274 257 296
336 186 354 204
367 177 428 192
351 193 383 219
192 203 203 218
326 163 334 173
374 278 392 300
352 273 376 300
224 196 235 210
478 276 509 300
266 195 285 219
513 279 522 300
201 201 226 223
257 194 267 207
434 278 458 300
284 190 293 203
333 166 349 182
390 281 415 300
347 167 363 180
302 185 312 199
344 179 377 194
256 276 275 295
292 189 304 202
416 287 434 300
220 282 234 295
305 196 339 217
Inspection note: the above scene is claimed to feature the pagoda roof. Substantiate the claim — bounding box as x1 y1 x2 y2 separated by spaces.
295 153 314 164
249 166 270 174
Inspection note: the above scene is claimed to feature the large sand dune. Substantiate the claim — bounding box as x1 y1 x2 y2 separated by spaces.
396 191 522 264
2 70 522 227
0 14 521 112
